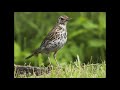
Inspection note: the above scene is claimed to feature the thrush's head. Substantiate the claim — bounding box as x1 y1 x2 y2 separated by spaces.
58 15 71 25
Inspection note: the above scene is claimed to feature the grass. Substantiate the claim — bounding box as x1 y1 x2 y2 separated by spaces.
14 56 106 78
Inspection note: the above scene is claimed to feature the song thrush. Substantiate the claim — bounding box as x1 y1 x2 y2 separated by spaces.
25 15 71 65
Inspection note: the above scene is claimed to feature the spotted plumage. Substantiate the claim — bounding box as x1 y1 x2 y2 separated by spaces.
25 15 71 65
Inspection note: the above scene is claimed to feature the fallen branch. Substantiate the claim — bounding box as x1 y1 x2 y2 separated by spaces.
14 64 53 76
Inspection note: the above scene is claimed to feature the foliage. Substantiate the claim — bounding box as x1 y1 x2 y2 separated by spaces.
14 57 106 78
14 12 106 66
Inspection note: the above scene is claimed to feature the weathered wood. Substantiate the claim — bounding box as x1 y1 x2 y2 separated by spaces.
14 64 53 76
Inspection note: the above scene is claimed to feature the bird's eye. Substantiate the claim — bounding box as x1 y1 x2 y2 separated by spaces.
61 18 64 20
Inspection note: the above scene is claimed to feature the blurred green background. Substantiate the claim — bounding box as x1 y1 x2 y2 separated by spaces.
14 12 106 66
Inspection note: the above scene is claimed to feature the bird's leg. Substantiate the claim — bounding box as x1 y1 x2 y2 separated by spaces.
35 54 38 66
53 51 59 66
47 54 53 70
47 54 52 65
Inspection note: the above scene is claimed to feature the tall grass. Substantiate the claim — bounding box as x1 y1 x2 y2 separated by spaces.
14 55 106 78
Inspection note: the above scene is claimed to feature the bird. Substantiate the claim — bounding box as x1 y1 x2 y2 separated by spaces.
25 15 71 65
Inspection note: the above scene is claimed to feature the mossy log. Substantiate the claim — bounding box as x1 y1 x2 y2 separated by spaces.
14 64 53 76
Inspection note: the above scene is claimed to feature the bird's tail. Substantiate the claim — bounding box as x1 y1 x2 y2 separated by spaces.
25 48 41 59
25 54 34 59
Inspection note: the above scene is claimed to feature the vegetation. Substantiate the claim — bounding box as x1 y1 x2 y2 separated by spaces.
14 55 106 78
14 12 106 78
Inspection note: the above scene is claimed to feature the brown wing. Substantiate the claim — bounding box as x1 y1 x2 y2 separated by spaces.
40 31 55 47
40 25 62 47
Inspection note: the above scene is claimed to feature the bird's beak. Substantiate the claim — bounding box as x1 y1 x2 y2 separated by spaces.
67 18 72 21
69 18 72 20
68 18 72 20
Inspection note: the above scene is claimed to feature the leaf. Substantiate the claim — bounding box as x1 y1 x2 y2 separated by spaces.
70 16 87 26
83 21 98 29
98 13 106 29
14 42 21 57
69 29 88 39
20 14 40 31
88 39 106 48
